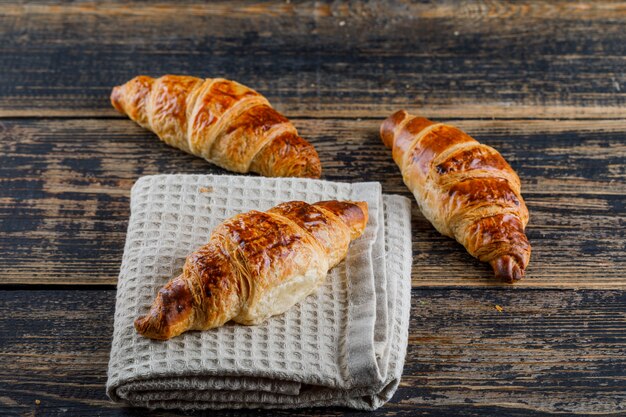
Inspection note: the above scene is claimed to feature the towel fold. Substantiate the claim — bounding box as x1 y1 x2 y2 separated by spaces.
106 174 412 410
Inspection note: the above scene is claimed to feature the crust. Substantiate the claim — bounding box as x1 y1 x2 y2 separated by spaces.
381 110 531 282
135 200 368 339
111 75 321 178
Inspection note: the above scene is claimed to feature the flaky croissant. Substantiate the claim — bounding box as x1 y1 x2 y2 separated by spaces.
111 75 321 178
381 110 530 282
135 200 368 340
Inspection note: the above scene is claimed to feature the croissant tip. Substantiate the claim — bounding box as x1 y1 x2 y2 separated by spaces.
134 277 196 340
380 109 410 148
304 161 322 179
110 85 124 113
491 255 525 283
134 315 152 337
134 316 144 332
262 135 322 178
282 161 321 179
302 145 322 178
134 313 170 340
354 200 369 216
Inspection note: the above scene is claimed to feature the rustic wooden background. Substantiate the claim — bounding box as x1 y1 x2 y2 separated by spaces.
1 1 625 416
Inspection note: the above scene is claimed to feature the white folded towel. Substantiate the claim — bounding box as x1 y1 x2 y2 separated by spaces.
106 174 412 410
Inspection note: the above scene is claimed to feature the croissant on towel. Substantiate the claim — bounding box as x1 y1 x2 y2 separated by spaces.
380 110 530 282
111 75 321 178
135 200 368 340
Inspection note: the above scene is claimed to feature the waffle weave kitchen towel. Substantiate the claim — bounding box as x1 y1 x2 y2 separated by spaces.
106 174 412 410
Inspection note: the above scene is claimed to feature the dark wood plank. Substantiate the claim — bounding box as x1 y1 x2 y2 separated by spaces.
0 289 623 416
0 1 625 118
1 118 624 287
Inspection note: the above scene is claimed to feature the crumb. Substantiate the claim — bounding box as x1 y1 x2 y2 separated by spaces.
199 186 213 193
35 399 41 405
339 20 346 26
495 305 504 312
454 31 460 36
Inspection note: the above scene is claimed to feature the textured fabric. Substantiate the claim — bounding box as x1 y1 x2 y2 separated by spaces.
106 174 412 410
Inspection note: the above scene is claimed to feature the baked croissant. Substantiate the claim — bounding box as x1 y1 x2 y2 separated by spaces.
111 75 321 178
380 110 530 282
135 200 368 340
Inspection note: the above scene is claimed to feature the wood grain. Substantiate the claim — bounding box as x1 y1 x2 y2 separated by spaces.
0 289 623 416
1 1 625 118
1 118 624 288
1 2 625 415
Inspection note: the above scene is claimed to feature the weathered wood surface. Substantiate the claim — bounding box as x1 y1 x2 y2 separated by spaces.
0 289 624 416
1 1 625 118
1 118 624 288
1 1 625 416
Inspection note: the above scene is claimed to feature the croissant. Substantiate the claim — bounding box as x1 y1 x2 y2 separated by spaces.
135 200 368 340
380 110 530 282
111 75 321 178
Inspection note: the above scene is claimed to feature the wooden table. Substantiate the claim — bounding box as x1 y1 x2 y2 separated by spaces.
1 1 625 416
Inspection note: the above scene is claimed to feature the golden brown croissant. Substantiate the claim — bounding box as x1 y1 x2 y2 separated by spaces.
111 75 321 178
135 200 368 340
380 110 530 282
